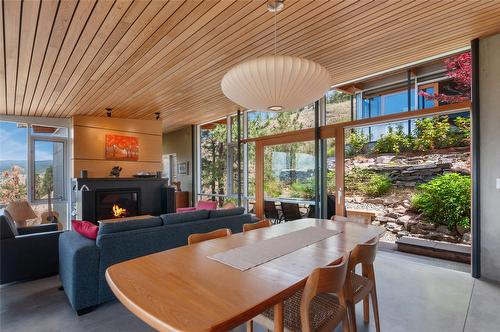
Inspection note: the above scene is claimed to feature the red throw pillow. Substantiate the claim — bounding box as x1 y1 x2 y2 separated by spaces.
72 220 99 240
196 200 218 211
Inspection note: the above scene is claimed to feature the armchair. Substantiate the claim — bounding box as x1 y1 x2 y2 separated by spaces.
1 214 63 284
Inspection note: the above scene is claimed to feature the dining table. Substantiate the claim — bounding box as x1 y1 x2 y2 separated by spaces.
105 218 384 332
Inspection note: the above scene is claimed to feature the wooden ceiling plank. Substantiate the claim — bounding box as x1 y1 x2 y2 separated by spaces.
27 0 78 115
40 0 115 116
20 0 61 115
3 0 21 114
74 0 258 118
14 0 40 115
53 0 189 117
66 0 239 117
41 0 166 116
34 0 97 114
52 0 207 116
46 0 134 115
42 0 148 117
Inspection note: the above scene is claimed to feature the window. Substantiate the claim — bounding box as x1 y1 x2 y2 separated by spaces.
326 89 353 125
32 140 65 201
200 120 228 202
163 154 177 184
0 121 28 206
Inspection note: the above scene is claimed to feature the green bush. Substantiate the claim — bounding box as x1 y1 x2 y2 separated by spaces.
364 174 392 197
346 130 369 157
345 167 392 197
454 116 471 145
290 178 315 200
413 116 453 151
411 173 471 231
373 125 412 155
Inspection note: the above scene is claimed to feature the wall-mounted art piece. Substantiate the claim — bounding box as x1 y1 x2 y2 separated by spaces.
177 161 189 175
105 134 139 161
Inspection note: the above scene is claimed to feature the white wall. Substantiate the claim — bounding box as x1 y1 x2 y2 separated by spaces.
479 33 500 281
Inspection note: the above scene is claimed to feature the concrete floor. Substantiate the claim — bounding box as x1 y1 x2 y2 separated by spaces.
1 250 499 332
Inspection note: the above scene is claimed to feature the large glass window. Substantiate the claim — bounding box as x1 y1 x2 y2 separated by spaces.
33 140 65 201
199 120 228 204
326 89 353 125
0 121 28 206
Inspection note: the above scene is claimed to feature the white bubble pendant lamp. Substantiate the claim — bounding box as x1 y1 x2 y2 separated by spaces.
221 1 331 112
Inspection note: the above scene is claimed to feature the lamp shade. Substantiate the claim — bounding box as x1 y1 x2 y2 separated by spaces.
221 55 331 111
6 200 37 221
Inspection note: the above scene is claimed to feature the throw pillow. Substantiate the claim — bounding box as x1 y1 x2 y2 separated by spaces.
72 220 98 240
196 200 218 210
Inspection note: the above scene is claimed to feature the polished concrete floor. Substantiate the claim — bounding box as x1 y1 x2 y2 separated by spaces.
1 250 499 332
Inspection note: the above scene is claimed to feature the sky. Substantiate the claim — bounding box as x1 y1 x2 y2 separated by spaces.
0 121 54 161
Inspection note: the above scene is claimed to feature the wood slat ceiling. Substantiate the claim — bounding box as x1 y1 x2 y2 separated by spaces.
1 0 499 131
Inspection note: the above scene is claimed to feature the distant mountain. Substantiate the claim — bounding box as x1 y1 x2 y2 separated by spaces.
0 160 53 173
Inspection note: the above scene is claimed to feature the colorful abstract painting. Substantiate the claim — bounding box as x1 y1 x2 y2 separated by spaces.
105 134 139 161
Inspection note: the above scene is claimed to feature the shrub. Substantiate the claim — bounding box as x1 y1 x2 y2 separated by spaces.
373 125 412 155
363 174 392 197
345 167 392 197
290 178 315 200
411 173 471 231
413 116 453 151
346 130 369 157
454 116 471 145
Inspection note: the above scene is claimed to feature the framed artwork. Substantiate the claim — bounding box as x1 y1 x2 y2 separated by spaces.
177 161 189 175
105 134 139 161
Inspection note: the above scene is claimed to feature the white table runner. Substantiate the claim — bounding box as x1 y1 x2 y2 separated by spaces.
208 226 341 271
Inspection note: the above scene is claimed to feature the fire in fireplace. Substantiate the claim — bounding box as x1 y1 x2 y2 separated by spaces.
95 189 140 221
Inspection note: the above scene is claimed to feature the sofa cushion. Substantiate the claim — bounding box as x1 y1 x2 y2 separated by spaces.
98 217 162 236
161 209 210 225
0 212 18 239
197 200 218 210
209 207 245 219
72 220 99 240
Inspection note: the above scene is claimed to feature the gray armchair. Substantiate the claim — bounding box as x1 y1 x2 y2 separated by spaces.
1 214 63 284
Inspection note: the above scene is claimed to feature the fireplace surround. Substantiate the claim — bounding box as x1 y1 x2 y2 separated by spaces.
73 177 175 224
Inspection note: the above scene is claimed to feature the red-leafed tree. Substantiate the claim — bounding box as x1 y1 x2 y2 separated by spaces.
419 51 471 103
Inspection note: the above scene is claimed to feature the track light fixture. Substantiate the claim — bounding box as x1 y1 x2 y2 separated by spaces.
155 112 160 120
106 108 112 117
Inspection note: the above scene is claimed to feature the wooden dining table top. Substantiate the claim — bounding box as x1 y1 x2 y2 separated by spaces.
105 218 384 332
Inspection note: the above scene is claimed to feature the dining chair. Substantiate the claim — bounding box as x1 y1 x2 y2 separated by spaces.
344 237 380 332
187 228 232 245
252 253 351 332
332 215 370 225
264 201 283 224
281 202 302 222
243 219 272 232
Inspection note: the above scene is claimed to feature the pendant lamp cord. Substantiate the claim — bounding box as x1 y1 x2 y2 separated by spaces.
274 7 277 56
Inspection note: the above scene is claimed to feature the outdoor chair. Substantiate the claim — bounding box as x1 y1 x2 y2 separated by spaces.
264 201 283 224
281 202 303 222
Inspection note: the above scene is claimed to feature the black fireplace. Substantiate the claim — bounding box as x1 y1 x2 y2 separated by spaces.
95 188 140 221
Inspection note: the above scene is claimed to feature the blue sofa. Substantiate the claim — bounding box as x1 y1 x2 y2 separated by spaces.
59 208 254 314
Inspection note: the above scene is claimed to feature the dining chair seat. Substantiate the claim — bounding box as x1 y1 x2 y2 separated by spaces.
255 290 347 332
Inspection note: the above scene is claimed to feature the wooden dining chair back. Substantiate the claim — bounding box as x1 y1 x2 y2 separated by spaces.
281 202 302 222
243 219 272 232
344 237 380 332
187 228 232 245
332 215 370 225
252 253 351 332
300 253 350 332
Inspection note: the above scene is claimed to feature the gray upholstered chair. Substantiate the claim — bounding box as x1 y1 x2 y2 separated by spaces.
0 212 62 284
